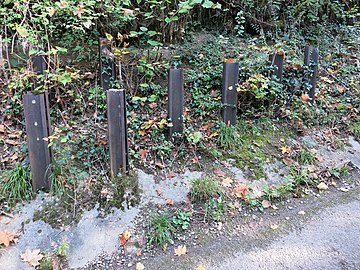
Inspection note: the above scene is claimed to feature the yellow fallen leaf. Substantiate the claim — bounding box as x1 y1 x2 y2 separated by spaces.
136 262 145 270
280 145 290 154
196 265 206 270
271 224 279 230
317 182 328 191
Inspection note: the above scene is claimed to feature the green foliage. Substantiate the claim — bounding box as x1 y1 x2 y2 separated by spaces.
172 211 192 230
205 196 225 221
0 163 33 208
148 211 176 249
190 177 221 203
57 237 69 257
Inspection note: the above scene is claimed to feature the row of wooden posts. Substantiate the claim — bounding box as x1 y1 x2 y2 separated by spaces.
23 40 318 191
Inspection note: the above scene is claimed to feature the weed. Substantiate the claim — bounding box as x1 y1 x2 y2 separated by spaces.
350 121 360 139
329 162 350 179
294 148 317 165
217 122 238 149
148 211 175 249
205 196 225 221
190 177 221 203
0 163 33 208
172 211 192 230
57 237 69 257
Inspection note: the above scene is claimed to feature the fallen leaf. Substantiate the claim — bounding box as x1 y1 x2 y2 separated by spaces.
119 230 131 246
0 230 17 247
214 169 226 177
270 224 279 230
136 262 145 270
155 162 165 169
233 184 248 198
317 182 328 191
196 265 206 270
280 145 290 155
339 187 349 192
261 200 271 209
167 171 176 178
166 199 174 206
0 125 5 133
174 245 187 256
271 205 279 210
21 249 44 267
221 177 233 188
139 149 148 160
301 93 309 102
156 188 163 196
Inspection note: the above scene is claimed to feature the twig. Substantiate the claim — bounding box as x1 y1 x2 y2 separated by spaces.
0 211 14 218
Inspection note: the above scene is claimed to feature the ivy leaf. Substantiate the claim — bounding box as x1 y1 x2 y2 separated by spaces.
105 33 113 41
165 16 179 23
202 0 214 9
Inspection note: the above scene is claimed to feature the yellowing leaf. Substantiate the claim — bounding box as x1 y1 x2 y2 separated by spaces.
196 265 206 270
105 33 113 41
21 249 44 267
136 262 145 270
16 26 29 38
174 245 187 256
0 230 17 247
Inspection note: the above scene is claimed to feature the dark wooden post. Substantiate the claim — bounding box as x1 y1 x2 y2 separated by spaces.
23 93 52 191
222 62 239 126
304 46 319 103
168 68 184 136
99 38 116 91
269 52 284 81
107 89 129 176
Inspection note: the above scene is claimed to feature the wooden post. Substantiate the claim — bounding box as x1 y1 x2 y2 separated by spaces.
269 52 284 81
99 38 116 91
222 62 239 126
304 46 319 103
107 89 129 176
168 68 184 136
23 93 52 191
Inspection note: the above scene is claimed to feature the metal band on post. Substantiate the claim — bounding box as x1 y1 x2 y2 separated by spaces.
107 89 129 177
222 62 239 126
168 68 184 137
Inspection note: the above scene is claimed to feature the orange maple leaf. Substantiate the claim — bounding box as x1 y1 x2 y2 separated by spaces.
233 184 248 198
119 230 131 246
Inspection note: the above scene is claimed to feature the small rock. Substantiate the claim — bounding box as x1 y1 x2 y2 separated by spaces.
298 210 305 215
339 187 349 192
317 182 328 190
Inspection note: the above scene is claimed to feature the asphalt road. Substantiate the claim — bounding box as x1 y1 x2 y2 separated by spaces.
208 199 360 270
